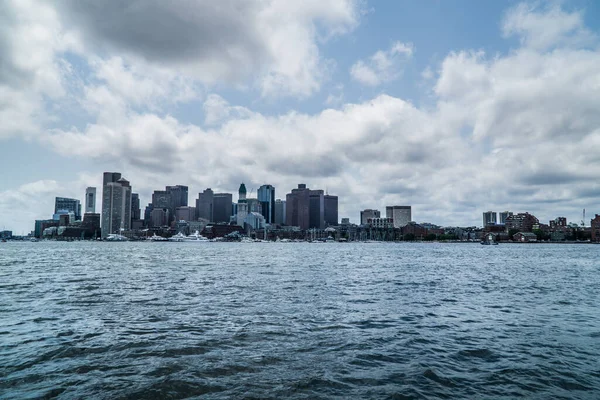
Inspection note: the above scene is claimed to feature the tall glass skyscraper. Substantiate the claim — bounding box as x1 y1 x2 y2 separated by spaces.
257 184 275 224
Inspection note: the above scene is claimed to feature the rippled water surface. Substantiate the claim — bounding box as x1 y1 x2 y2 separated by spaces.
1 242 599 399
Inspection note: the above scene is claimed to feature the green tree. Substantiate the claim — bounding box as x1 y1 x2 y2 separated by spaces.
403 233 416 241
424 233 437 241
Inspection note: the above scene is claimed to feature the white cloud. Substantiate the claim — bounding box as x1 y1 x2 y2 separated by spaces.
350 41 414 86
502 2 596 50
3 1 600 234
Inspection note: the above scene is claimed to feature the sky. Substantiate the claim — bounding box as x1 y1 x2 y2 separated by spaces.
1 0 600 234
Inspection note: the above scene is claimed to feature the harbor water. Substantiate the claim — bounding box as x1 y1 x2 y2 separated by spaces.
1 242 599 399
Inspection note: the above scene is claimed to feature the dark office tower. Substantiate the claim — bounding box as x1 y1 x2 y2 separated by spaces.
103 172 121 186
152 190 171 209
196 188 214 222
324 195 338 226
54 197 82 221
286 184 311 230
101 174 132 237
144 203 153 226
309 190 325 229
131 193 141 220
257 184 276 224
213 193 233 224
166 185 188 209
274 199 286 225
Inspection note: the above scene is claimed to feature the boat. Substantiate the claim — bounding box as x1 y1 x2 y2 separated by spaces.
168 232 187 242
105 233 128 241
185 231 210 242
168 231 210 242
149 233 168 242
481 233 499 245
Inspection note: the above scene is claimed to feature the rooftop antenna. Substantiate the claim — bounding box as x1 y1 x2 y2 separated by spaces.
581 208 585 227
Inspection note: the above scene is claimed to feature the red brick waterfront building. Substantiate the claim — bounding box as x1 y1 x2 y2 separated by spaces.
591 215 600 242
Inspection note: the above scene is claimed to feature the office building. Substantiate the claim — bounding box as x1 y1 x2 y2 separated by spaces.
274 199 286 225
324 194 338 226
213 193 233 223
499 211 513 224
166 185 188 209
309 190 325 229
360 209 381 225
257 184 276 224
196 188 214 221
505 212 539 233
386 206 411 228
236 183 248 226
54 197 81 221
101 172 132 237
483 211 497 226
150 208 168 227
286 184 311 230
176 206 196 222
131 193 141 221
85 187 96 213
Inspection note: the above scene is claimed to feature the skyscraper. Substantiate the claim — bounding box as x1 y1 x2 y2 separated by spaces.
101 172 132 237
386 206 411 228
499 211 513 224
324 194 338 226
257 184 275 224
274 199 286 225
54 197 81 221
166 185 188 209
85 187 96 213
483 211 497 226
309 190 325 229
286 184 311 230
213 193 233 223
131 193 141 221
196 188 214 221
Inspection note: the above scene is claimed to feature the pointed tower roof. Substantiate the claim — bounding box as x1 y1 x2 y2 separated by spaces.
239 183 247 194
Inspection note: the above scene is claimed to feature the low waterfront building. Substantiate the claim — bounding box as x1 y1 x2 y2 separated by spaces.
591 215 600 243
513 232 538 242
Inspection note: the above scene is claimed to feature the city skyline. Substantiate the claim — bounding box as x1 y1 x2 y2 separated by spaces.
2 1 600 233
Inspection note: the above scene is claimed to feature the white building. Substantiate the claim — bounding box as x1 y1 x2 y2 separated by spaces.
245 212 265 230
386 206 411 228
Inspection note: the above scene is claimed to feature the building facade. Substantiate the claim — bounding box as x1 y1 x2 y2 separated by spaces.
505 212 539 233
101 173 132 237
591 215 600 243
274 199 286 225
213 193 233 224
499 211 513 224
175 206 196 222
196 188 214 221
386 206 411 228
360 209 381 225
131 193 141 221
286 184 311 230
483 211 497 226
367 217 394 229
85 187 96 213
309 189 325 229
257 184 275 224
55 197 81 221
324 195 338 226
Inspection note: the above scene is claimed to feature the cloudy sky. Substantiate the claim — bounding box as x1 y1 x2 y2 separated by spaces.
1 0 600 233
